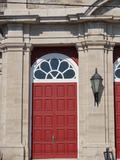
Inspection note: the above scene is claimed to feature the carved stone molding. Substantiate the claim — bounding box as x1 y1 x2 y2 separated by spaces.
76 42 88 52
0 15 120 24
0 43 33 53
104 41 115 51
76 40 115 52
27 0 83 9
23 43 33 55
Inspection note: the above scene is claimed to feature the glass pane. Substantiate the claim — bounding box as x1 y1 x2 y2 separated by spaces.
41 61 50 73
50 58 59 70
47 73 53 79
63 69 75 78
59 61 69 72
36 66 39 69
94 79 99 93
117 65 120 69
51 71 58 77
34 70 46 79
115 69 120 78
57 73 63 79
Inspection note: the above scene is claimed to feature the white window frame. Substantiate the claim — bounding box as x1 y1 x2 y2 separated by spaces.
114 57 120 82
31 53 78 83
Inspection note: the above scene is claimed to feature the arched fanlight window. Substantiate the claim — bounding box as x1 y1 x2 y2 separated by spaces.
32 53 78 83
114 57 120 82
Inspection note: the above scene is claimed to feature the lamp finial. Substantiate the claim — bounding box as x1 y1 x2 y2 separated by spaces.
95 68 98 74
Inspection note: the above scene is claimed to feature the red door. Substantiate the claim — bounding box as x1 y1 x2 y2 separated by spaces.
114 83 120 158
31 83 77 159
114 46 120 158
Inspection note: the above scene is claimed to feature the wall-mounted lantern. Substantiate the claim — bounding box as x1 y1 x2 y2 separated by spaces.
104 147 115 160
90 68 103 106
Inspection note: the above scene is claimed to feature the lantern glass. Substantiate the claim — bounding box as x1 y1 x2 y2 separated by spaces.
91 78 100 93
90 68 103 93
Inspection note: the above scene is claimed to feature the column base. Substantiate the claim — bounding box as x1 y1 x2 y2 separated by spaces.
0 146 25 160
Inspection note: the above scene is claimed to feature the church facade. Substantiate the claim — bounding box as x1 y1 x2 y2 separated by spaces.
0 0 120 160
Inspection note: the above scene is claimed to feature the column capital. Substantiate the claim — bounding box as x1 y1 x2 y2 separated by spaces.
76 42 88 53
76 40 115 52
0 43 33 53
104 41 115 51
0 43 24 52
23 43 33 54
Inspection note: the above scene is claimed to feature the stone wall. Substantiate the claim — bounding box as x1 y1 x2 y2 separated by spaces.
27 0 83 8
0 53 2 105
0 0 7 13
0 52 2 128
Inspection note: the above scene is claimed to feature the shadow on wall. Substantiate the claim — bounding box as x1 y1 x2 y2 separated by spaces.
30 24 82 37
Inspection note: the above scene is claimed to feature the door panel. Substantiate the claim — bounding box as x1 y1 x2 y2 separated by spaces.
32 83 77 159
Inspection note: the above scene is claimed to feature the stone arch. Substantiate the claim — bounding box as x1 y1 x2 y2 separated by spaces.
85 0 120 15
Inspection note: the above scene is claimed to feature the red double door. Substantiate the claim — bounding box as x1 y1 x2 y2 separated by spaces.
31 83 77 159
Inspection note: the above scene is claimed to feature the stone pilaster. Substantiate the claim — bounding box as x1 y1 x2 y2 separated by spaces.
22 43 33 160
0 43 25 160
104 42 115 153
0 52 2 151
76 40 115 160
76 42 89 160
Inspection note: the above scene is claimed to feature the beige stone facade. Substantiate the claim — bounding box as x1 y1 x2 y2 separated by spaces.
0 0 120 160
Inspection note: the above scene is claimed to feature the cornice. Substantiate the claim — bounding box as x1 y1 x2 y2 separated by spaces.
0 42 25 48
0 15 39 24
0 15 120 24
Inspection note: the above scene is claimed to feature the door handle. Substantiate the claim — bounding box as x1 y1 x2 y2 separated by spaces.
52 135 55 143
